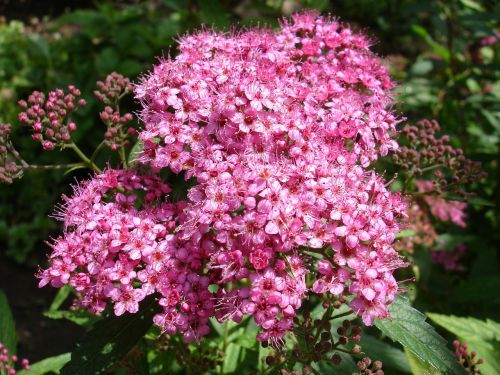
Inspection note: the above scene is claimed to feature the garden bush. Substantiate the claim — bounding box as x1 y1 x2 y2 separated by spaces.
0 1 498 374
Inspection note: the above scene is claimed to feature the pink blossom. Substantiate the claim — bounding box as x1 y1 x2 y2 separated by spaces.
39 11 408 344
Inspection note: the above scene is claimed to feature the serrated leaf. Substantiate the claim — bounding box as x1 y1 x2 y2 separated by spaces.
374 295 464 374
427 314 500 342
60 296 158 375
18 353 71 375
0 289 17 354
427 314 500 375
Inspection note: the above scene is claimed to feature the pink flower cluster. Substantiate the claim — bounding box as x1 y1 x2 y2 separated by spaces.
415 180 467 227
0 343 30 375
431 244 467 272
18 86 86 150
40 12 407 343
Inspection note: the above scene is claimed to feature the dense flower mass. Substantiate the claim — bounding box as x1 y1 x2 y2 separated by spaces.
39 11 408 344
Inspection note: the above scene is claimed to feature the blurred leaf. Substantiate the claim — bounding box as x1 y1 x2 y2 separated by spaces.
409 59 434 75
427 314 500 375
438 194 495 207
57 10 108 39
160 0 189 11
0 289 16 354
411 25 450 61
396 229 417 239
117 59 146 76
60 296 158 375
18 353 71 375
301 0 330 11
316 352 356 374
374 295 464 374
460 0 484 11
223 343 241 373
94 47 120 74
360 335 412 373
198 0 230 28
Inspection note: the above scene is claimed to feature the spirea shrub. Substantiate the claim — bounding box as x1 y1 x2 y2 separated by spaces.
1 10 486 374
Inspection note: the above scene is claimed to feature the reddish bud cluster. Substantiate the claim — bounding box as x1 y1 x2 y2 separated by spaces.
453 340 483 374
0 123 22 184
94 72 133 104
99 106 135 150
18 86 85 150
94 72 136 150
354 357 383 375
0 343 30 375
394 119 485 195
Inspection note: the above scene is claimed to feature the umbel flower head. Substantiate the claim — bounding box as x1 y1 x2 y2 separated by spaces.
39 11 408 344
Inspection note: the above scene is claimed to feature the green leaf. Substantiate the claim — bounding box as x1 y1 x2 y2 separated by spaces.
374 295 464 374
18 353 71 375
44 309 96 327
411 25 450 61
60 296 158 375
95 47 120 74
48 285 72 312
0 289 17 354
198 0 230 28
223 343 241 373
427 314 500 375
405 347 441 375
301 0 330 11
316 352 356 374
160 0 189 11
396 229 417 239
128 140 144 166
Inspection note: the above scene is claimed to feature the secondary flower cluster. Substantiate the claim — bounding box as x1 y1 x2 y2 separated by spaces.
0 343 30 375
394 119 485 196
39 12 408 344
18 86 86 150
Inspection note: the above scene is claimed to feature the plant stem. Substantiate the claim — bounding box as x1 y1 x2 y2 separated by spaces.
90 140 105 164
69 143 101 172
24 162 86 171
330 310 354 321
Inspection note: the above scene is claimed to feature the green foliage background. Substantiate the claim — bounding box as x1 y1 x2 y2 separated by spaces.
0 0 498 373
